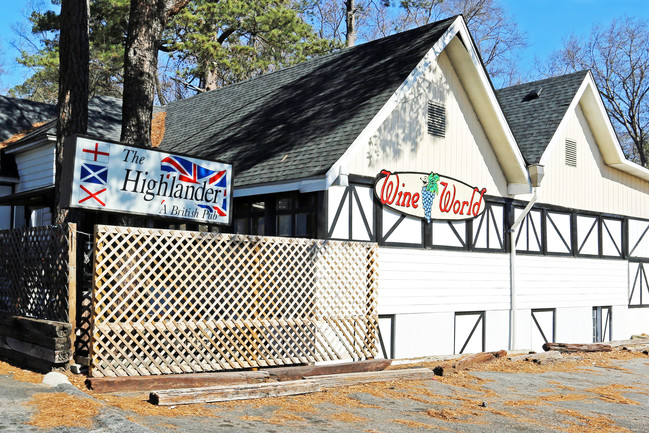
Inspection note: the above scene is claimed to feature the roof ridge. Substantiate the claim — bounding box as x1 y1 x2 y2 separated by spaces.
497 70 589 92
166 16 459 109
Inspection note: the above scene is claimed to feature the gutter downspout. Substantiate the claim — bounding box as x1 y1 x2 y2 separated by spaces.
508 187 538 350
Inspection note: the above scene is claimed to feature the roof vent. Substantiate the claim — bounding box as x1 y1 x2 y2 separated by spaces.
522 88 542 102
427 101 445 137
565 138 577 167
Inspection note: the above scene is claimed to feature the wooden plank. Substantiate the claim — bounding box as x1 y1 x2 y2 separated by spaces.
433 350 507 376
88 370 271 393
509 351 563 364
67 223 77 353
305 368 433 388
0 335 72 363
0 315 71 338
0 347 66 374
0 324 71 350
543 343 612 353
608 338 649 347
150 379 320 406
263 359 392 381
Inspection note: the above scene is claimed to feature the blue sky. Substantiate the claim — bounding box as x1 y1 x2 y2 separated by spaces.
1 0 648 94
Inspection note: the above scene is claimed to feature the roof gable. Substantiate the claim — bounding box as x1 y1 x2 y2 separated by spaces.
496 71 588 164
499 71 649 182
159 18 457 188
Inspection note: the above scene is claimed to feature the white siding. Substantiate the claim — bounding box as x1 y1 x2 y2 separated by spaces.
377 247 510 315
516 255 628 309
15 145 55 193
539 104 649 219
346 50 509 198
377 247 643 354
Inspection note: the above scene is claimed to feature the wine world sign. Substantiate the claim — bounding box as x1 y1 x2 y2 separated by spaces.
373 170 487 222
60 136 233 225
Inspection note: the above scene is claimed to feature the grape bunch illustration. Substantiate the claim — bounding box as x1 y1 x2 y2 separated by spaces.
421 172 440 223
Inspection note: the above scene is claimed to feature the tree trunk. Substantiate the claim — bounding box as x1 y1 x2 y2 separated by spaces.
55 0 89 224
121 0 189 147
345 0 356 47
120 0 188 228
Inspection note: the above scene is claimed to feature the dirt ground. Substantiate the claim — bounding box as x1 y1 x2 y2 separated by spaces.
3 349 649 432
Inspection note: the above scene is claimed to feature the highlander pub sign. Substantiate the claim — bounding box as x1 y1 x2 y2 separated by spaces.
60 136 233 224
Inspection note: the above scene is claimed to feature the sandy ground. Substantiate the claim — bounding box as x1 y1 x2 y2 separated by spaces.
2 350 649 432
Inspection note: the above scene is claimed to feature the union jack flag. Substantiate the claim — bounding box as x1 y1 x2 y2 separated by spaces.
161 155 227 188
198 201 228 217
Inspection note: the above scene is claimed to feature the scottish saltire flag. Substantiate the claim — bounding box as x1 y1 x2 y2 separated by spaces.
161 156 228 187
80 163 108 185
81 142 110 163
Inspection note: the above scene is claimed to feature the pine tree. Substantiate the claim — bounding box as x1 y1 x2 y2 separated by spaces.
164 0 339 93
10 0 129 103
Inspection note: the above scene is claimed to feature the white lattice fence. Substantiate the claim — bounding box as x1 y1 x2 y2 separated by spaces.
89 225 379 377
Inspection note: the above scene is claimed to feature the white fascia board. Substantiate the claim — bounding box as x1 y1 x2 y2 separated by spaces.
3 136 55 155
507 183 532 195
451 21 529 186
234 177 327 198
325 17 465 189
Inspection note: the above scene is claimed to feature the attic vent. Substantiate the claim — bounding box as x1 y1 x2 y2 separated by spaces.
565 138 577 167
523 88 542 102
427 101 445 137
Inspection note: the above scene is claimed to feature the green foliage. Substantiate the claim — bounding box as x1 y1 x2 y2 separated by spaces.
10 0 338 102
9 0 129 103
166 0 340 92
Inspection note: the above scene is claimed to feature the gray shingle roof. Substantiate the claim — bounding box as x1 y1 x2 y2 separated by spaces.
10 95 124 145
0 96 56 142
159 17 456 187
496 70 588 164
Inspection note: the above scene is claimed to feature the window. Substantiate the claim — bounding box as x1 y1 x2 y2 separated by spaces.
233 193 317 238
593 306 612 342
234 200 266 235
427 101 445 137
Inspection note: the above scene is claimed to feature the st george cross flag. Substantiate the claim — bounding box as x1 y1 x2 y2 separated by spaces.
82 142 110 163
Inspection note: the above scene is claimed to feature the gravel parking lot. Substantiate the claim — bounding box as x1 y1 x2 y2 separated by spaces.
2 350 649 432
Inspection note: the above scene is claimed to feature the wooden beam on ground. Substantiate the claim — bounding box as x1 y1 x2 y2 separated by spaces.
150 379 320 406
509 351 563 364
0 315 71 338
88 370 271 393
0 324 71 351
543 343 612 353
263 359 392 381
304 367 434 388
433 350 507 376
0 335 71 363
0 347 68 373
607 338 649 347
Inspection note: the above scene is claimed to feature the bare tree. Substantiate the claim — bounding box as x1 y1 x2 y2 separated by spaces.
345 0 358 47
121 0 189 147
301 0 525 85
397 0 527 85
545 16 649 167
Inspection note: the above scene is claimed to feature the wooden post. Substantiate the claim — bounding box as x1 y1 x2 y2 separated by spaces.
67 223 77 361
